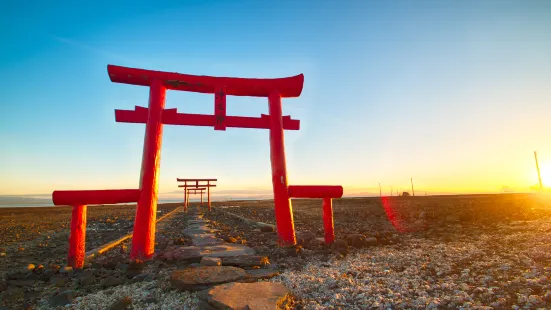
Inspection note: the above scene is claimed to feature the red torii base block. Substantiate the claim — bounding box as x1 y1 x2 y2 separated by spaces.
52 189 140 268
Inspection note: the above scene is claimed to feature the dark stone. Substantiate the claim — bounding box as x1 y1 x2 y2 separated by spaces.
345 234 368 248
7 279 35 287
101 276 123 288
144 296 157 304
130 274 149 283
108 296 132 310
79 275 96 286
126 269 142 279
222 255 270 268
296 232 316 245
49 290 77 307
173 238 187 245
331 239 349 256
1 287 25 302
129 260 145 271
260 226 274 232
116 263 129 272
102 261 117 270
224 237 238 243
50 276 70 287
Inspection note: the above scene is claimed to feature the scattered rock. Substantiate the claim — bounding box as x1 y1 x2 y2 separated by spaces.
365 237 378 246
131 274 149 283
198 282 291 309
101 276 123 288
330 239 349 256
173 237 187 245
260 225 275 232
108 296 132 310
49 290 77 307
50 276 70 287
225 237 238 243
116 263 129 272
1 287 24 302
346 234 369 248
297 232 316 245
170 266 247 291
222 255 270 268
79 275 96 286
245 268 280 281
309 238 325 247
283 245 303 257
60 266 73 275
201 257 222 266
129 260 145 271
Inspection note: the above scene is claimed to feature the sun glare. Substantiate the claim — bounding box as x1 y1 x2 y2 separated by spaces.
541 165 551 187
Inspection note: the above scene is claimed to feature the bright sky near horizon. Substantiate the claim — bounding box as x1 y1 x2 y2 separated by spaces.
1 0 551 198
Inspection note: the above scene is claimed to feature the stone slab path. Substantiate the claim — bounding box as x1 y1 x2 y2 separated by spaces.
167 208 290 309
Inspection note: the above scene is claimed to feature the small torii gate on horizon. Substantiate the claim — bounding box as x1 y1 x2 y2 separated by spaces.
185 187 206 208
177 178 217 211
51 64 343 268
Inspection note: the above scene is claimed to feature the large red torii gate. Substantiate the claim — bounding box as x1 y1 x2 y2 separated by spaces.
109 64 342 255
53 64 343 266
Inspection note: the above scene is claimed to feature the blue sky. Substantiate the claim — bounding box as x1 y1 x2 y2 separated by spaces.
1 0 551 199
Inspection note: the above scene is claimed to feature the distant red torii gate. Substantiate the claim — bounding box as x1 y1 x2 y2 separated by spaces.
177 178 217 211
185 187 206 207
52 64 343 266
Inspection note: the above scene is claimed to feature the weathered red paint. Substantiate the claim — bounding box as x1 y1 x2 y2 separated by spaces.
53 189 140 206
131 79 166 260
322 198 335 244
115 106 300 130
67 204 87 268
108 65 304 98
268 91 296 245
288 185 343 199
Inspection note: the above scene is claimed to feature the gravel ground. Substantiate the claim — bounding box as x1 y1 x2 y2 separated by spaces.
206 194 551 309
0 204 179 309
5 194 551 309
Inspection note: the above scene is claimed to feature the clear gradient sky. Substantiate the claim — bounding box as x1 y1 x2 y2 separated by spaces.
1 0 551 199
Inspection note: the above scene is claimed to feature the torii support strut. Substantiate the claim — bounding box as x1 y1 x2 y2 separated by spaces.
178 178 217 211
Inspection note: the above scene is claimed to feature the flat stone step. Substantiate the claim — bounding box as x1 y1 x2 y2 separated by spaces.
171 266 247 292
193 235 225 246
201 244 256 258
198 282 291 310
184 226 219 232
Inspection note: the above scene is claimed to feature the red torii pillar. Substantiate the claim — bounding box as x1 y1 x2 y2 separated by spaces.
132 79 166 260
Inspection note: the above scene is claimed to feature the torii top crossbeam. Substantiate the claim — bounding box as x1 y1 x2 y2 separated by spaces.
108 65 304 98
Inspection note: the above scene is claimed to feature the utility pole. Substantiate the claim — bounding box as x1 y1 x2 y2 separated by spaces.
411 178 415 196
390 186 393 197
378 182 382 197
535 151 543 191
